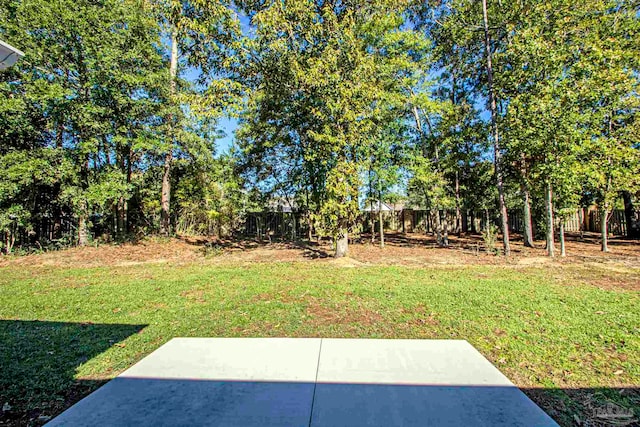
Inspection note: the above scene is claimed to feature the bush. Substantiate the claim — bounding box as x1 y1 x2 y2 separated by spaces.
482 224 499 255
202 242 224 257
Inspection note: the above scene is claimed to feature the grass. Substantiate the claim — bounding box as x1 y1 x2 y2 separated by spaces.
1 260 639 426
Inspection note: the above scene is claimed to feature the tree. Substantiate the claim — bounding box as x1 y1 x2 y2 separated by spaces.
420 0 513 253
154 0 241 235
239 0 431 257
575 0 640 252
501 0 584 257
1 0 167 246
481 0 511 255
364 124 404 248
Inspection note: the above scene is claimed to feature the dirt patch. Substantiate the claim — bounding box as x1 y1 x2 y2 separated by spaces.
2 232 639 291
536 262 640 292
0 237 202 268
517 257 552 265
328 257 365 268
304 296 383 326
180 289 208 304
585 278 640 292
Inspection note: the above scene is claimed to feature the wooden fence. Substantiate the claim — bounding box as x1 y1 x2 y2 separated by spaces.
3 206 637 253
508 208 629 236
363 207 634 236
243 211 307 240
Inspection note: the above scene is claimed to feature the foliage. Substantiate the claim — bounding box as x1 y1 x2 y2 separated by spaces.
1 0 639 254
481 223 499 255
421 0 639 252
173 152 247 236
313 160 361 240
0 0 246 250
237 0 434 255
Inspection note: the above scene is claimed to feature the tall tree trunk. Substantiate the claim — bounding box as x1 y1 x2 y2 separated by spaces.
305 191 312 241
378 198 384 249
622 191 639 238
579 207 587 239
520 154 534 247
559 220 566 257
291 213 296 241
545 181 555 257
470 210 476 233
4 232 9 255
257 215 263 241
600 207 609 252
78 202 89 246
484 208 490 231
161 27 178 236
522 185 534 247
116 148 125 239
370 210 375 243
423 211 428 235
335 227 348 258
482 0 510 256
125 147 132 234
78 151 90 246
433 208 443 246
52 120 64 240
368 167 375 243
160 155 172 234
601 172 612 252
442 212 449 247
52 188 62 240
455 171 462 236
117 197 125 239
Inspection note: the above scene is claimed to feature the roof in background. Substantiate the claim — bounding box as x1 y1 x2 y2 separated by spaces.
363 202 395 212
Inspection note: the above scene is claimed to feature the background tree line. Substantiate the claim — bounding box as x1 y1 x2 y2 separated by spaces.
1 0 638 257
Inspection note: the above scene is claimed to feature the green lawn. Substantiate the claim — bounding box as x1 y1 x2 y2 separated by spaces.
1 261 638 426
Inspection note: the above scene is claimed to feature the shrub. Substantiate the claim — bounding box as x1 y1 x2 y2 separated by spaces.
482 224 499 255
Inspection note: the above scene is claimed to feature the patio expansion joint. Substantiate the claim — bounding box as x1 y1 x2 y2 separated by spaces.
308 338 323 427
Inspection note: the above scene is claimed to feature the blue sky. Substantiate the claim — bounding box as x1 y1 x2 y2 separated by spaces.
217 116 239 154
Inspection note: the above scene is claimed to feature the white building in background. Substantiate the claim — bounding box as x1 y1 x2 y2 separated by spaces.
362 201 407 213
362 201 394 212
0 39 24 70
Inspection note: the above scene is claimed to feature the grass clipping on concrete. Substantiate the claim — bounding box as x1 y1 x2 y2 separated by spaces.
0 250 639 426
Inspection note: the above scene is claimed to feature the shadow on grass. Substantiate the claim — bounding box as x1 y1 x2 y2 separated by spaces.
523 387 640 427
173 230 638 260
0 320 146 426
183 235 334 259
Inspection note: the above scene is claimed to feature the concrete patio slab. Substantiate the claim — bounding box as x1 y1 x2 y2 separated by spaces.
316 339 513 385
48 378 315 427
48 338 321 427
312 339 558 427
48 338 558 427
121 338 322 382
